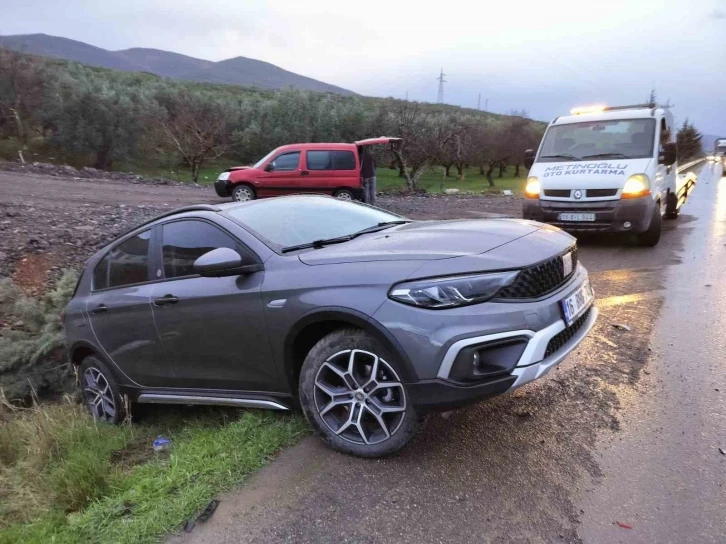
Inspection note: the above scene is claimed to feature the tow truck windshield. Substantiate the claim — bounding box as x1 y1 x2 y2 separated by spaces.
538 118 656 162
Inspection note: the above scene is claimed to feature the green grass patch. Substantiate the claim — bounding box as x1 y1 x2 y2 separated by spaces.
0 401 307 543
376 165 526 195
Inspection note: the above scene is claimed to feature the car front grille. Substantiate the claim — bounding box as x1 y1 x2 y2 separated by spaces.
497 246 578 299
586 189 618 197
544 307 592 358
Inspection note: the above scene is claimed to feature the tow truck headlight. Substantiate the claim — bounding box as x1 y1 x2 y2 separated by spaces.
621 174 651 199
389 271 520 309
525 177 541 199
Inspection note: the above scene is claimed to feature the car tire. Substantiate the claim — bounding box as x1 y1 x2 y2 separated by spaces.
231 184 256 202
298 328 419 458
79 356 126 424
636 202 662 247
334 189 354 201
664 192 679 219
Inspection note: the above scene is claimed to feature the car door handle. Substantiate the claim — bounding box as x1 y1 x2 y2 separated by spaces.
153 295 179 306
301 170 309 176
91 304 108 314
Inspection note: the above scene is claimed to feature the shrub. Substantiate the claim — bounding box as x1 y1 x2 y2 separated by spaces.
0 270 79 401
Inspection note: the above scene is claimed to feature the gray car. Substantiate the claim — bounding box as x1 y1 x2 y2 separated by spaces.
65 195 597 457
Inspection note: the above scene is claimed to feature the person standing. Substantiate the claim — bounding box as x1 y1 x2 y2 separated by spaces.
361 149 377 205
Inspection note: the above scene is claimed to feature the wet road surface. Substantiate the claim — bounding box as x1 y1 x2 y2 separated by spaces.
170 163 724 543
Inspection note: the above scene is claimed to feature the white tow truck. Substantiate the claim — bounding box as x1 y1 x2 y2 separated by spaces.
522 105 696 246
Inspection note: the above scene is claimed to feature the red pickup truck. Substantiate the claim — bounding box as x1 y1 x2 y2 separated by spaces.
214 137 401 202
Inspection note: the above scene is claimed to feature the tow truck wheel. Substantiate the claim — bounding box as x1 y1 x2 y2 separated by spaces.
665 192 679 219
636 203 662 247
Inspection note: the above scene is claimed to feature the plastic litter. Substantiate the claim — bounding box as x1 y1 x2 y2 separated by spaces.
612 323 632 332
616 521 633 529
502 190 513 196
152 435 172 452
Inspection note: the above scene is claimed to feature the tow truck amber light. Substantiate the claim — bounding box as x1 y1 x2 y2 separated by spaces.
570 105 607 115
621 174 651 199
525 177 541 199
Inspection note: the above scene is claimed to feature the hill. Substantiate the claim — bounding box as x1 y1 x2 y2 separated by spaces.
0 33 355 95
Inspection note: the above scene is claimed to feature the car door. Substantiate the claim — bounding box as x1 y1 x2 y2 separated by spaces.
85 229 172 386
331 149 359 193
150 218 277 391
254 150 302 197
304 149 334 194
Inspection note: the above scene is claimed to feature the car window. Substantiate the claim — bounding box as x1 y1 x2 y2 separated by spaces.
93 229 151 290
332 150 356 170
271 152 300 171
162 220 241 279
306 150 332 171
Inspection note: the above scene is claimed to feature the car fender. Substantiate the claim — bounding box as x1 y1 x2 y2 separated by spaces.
283 306 419 387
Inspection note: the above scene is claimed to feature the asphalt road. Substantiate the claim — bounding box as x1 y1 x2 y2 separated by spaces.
169 162 724 543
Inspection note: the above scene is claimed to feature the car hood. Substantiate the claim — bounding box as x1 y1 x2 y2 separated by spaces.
298 219 542 265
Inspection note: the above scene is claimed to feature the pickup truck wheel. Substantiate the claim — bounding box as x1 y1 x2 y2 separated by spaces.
298 328 420 458
79 357 126 424
334 189 354 201
636 203 662 247
232 184 256 202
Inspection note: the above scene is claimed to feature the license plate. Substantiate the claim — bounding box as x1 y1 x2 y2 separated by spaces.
560 278 594 326
558 213 595 222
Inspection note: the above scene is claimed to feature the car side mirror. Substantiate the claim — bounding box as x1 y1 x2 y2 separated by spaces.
523 149 535 169
660 142 677 166
193 248 263 277
264 163 274 172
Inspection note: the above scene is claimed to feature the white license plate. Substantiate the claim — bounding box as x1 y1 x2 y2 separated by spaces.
558 213 595 222
561 278 594 326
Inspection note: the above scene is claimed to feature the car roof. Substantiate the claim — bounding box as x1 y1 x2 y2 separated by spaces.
274 142 357 152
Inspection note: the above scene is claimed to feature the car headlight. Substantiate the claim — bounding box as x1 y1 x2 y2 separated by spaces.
218 172 230 181
389 271 520 309
621 174 651 199
525 177 540 199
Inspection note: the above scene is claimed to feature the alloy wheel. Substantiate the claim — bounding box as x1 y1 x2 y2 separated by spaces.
335 191 353 201
233 186 253 202
83 367 117 422
314 349 406 445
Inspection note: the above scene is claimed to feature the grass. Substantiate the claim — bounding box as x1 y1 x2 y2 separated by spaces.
0 400 307 543
376 165 526 195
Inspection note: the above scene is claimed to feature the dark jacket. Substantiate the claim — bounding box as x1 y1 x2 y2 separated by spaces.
361 153 376 178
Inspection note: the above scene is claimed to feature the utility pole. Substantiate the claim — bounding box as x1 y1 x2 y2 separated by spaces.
436 68 446 104
477 93 481 110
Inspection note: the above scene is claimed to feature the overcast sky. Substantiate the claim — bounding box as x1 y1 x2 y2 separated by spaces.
1 0 725 136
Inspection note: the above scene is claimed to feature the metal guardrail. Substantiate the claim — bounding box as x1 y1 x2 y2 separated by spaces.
677 158 706 173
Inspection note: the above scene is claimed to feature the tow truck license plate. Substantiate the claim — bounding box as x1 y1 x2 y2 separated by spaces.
558 213 595 222
561 278 594 326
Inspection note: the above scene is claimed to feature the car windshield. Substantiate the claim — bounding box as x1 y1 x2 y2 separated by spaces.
538 118 656 162
224 197 405 251
252 148 278 169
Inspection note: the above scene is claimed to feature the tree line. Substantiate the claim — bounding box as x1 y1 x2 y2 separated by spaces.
0 49 544 186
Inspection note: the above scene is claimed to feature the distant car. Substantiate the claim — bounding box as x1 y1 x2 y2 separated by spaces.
214 138 401 202
65 196 597 457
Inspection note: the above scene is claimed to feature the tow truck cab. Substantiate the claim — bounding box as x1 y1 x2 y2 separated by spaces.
522 105 692 246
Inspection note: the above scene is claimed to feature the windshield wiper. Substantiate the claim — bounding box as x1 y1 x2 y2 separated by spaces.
281 221 412 253
539 154 579 161
581 152 631 159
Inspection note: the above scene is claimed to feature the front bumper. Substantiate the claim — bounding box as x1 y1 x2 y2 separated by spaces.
214 179 230 198
374 266 597 411
522 196 654 233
